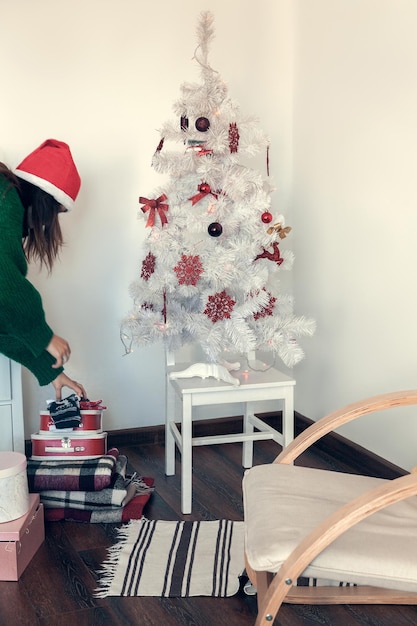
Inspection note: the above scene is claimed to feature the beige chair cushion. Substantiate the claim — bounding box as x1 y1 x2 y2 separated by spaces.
243 464 417 592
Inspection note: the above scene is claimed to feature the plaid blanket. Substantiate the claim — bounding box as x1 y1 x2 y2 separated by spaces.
43 478 154 523
27 448 120 492
38 455 152 510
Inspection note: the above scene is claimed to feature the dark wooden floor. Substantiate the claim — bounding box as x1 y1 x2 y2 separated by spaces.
3 418 417 626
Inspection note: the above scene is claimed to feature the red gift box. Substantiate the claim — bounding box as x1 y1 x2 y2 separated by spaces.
39 410 103 433
31 431 107 460
0 493 44 581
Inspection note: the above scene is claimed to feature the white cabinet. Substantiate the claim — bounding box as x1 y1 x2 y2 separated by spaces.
0 356 24 453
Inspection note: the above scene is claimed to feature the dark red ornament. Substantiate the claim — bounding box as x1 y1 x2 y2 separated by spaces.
195 117 210 132
208 222 223 237
229 122 240 153
180 115 189 131
261 211 273 224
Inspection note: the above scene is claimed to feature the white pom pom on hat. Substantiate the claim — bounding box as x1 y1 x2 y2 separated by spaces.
13 139 81 211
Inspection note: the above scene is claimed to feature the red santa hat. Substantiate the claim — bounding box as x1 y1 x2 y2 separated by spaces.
14 139 81 211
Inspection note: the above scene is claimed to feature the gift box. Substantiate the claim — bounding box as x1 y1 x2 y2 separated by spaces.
0 451 30 522
39 410 103 433
31 431 107 460
0 493 44 580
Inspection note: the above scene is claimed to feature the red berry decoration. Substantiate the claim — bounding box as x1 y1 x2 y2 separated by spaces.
261 211 273 224
208 222 223 237
195 116 210 132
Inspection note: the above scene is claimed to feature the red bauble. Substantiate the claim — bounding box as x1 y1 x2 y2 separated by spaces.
195 116 210 132
208 222 223 237
199 183 211 194
261 211 273 224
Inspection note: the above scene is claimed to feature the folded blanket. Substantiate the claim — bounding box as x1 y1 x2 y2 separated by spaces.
43 478 154 523
28 448 120 493
39 455 153 511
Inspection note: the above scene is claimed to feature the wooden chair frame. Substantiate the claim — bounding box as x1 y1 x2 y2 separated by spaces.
244 390 417 625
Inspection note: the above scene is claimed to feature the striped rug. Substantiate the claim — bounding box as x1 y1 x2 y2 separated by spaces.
95 518 245 597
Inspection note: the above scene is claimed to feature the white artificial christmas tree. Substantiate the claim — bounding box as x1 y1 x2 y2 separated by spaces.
121 12 315 383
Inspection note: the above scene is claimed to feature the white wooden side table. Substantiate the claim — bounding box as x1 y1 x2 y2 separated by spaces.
165 362 296 514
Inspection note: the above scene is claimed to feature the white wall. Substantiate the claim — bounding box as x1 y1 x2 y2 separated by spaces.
292 0 417 470
0 1 290 436
4 1 415 472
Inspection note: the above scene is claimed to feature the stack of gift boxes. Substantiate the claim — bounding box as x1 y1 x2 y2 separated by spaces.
32 397 108 460
0 398 153 580
0 451 44 581
28 398 154 523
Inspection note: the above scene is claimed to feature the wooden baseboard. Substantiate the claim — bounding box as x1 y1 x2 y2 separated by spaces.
105 411 406 480
294 412 406 479
25 412 406 480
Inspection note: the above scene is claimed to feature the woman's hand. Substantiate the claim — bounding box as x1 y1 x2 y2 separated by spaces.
51 372 87 401
46 334 71 368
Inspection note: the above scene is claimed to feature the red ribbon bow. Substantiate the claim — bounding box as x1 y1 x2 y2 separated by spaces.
188 183 218 206
139 194 169 228
79 400 107 410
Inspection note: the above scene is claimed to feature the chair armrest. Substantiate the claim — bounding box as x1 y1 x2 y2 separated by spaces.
275 389 417 465
257 470 417 622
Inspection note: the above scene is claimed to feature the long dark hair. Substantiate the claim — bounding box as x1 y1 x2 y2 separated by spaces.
0 163 64 272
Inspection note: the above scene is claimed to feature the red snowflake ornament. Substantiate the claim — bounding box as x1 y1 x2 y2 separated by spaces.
254 291 277 320
141 252 156 280
174 254 204 286
204 290 236 323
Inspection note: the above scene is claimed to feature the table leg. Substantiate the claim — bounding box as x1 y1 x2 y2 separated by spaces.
165 378 176 476
181 395 193 514
282 387 294 447
243 401 255 468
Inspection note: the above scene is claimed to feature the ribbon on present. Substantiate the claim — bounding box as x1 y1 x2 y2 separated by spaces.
188 183 218 206
79 399 107 411
139 194 169 228
185 143 213 157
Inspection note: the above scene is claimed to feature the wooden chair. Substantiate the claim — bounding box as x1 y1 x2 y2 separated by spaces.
242 390 417 625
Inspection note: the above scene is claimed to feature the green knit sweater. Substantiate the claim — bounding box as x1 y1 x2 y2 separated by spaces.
0 175 63 385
